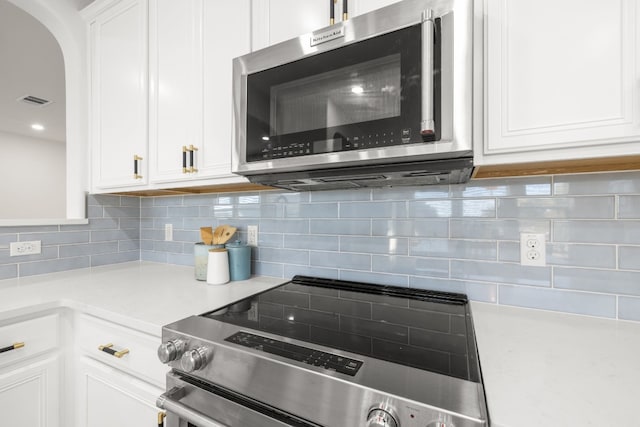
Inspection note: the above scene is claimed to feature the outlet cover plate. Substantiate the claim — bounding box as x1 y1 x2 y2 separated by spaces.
247 225 258 247
520 233 546 266
10 240 42 256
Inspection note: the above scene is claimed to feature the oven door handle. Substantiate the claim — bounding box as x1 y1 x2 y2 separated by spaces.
157 386 228 427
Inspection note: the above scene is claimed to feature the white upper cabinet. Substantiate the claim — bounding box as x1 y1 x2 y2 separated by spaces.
479 0 640 166
148 0 203 184
350 0 402 16
252 0 331 50
251 0 400 50
88 0 149 190
86 0 251 193
149 0 251 185
201 0 252 180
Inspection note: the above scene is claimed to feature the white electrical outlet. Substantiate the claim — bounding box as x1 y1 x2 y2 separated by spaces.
247 225 258 247
10 240 42 256
165 224 173 241
520 233 546 266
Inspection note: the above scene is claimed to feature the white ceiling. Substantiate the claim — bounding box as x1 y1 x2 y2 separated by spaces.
0 0 67 142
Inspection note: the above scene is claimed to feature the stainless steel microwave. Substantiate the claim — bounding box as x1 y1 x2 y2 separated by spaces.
232 0 476 191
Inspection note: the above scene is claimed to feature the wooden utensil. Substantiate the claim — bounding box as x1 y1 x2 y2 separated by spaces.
200 227 213 245
212 226 225 244
218 225 237 245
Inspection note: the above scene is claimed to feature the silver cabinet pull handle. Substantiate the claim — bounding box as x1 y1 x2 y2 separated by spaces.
0 342 24 354
157 387 227 427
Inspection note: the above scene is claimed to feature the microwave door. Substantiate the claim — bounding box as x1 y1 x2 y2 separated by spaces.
243 22 432 169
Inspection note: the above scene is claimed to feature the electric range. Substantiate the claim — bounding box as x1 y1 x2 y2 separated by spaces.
156 276 489 427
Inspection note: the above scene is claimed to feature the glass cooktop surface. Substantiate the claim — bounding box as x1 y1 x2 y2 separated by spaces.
203 276 481 382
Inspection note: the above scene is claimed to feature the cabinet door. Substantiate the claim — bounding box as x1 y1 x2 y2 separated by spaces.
0 356 60 427
350 0 401 16
252 0 333 50
149 0 251 184
76 356 163 427
481 0 640 165
200 0 252 180
251 0 401 51
90 0 149 190
148 0 202 184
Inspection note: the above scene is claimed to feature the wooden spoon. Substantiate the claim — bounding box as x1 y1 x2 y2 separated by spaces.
218 225 237 245
200 227 213 245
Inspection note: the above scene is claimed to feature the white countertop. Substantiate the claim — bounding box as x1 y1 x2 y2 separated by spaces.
1 261 638 426
0 262 284 336
471 302 640 427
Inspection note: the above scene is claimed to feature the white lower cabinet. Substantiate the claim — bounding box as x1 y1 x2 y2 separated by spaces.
0 312 62 427
73 313 167 427
0 309 169 427
76 356 163 427
0 356 60 427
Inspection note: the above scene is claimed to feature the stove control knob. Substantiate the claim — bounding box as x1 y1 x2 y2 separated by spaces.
367 408 399 427
426 422 449 427
180 347 209 372
157 339 185 364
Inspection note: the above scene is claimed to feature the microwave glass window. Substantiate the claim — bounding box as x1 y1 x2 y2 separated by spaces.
270 54 401 135
245 23 431 162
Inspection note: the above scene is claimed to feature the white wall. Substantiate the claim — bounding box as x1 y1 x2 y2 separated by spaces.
7 0 88 220
0 130 66 218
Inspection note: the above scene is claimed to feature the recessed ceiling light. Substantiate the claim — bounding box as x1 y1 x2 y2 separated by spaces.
351 85 364 94
31 123 45 131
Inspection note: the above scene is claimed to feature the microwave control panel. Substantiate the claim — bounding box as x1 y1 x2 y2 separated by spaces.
255 129 423 161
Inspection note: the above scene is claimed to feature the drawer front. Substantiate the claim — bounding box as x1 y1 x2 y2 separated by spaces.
76 314 168 387
0 314 59 369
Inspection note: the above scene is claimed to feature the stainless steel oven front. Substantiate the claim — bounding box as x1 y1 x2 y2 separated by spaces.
159 372 305 427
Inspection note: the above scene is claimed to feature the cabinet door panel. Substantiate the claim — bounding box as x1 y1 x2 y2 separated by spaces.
200 0 252 179
91 0 148 189
0 356 60 427
77 356 162 427
149 0 202 183
483 0 640 162
251 0 401 51
252 0 331 50
351 0 401 16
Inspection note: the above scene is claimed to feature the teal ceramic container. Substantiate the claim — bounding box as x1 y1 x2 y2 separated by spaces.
226 241 251 281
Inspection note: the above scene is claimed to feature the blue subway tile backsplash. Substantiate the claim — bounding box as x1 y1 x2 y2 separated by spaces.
0 195 140 281
1 171 640 322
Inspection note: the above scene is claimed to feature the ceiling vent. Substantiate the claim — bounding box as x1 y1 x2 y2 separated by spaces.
17 95 53 107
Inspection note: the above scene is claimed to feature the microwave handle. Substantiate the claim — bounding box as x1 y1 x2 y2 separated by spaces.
421 9 435 137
